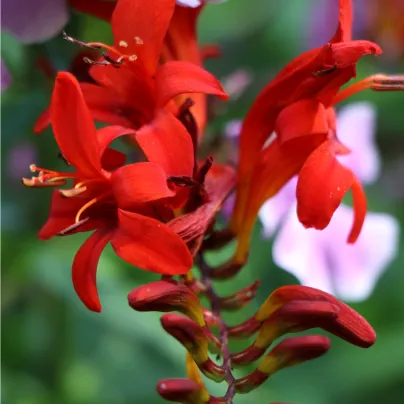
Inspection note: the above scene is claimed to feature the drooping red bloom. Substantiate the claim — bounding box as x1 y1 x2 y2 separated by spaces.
24 72 194 312
35 0 228 141
230 0 386 264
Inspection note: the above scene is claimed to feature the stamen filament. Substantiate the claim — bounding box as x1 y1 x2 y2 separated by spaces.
332 74 387 104
75 191 111 223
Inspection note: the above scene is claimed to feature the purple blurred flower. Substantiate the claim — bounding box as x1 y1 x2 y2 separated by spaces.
2 0 68 44
258 102 400 302
1 59 12 92
6 142 38 182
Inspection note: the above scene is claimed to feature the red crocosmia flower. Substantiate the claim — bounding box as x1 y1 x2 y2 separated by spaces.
35 0 228 141
230 0 383 264
68 0 115 21
24 72 193 312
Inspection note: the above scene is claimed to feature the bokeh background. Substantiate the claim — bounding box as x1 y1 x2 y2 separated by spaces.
2 0 404 403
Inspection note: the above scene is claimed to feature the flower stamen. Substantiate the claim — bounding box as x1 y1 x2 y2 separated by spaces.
75 191 111 223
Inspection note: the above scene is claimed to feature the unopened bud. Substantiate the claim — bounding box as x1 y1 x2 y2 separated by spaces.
256 286 376 348
219 281 260 311
235 335 330 394
128 280 205 326
157 378 210 403
161 314 225 382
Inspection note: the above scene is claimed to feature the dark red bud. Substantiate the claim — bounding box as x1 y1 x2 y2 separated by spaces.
157 378 209 403
257 286 376 348
219 280 260 311
128 280 204 326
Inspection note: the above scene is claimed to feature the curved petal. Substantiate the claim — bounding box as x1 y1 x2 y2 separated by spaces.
81 82 136 128
111 163 175 210
38 190 108 239
296 141 354 231
155 61 228 107
72 227 112 312
336 102 379 184
69 0 115 21
112 0 176 75
275 99 329 145
348 175 366 243
111 209 193 275
33 108 51 134
331 0 353 43
135 109 194 177
2 0 68 44
96 125 135 156
51 72 101 177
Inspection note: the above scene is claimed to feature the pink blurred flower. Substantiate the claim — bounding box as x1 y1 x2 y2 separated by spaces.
1 60 12 92
176 0 226 7
259 102 400 302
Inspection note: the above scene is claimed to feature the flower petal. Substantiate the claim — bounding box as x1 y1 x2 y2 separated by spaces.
274 99 329 145
111 209 193 275
38 190 102 240
111 162 175 210
72 227 112 312
101 148 126 171
296 140 354 231
348 174 366 243
2 0 68 44
111 0 176 75
331 0 353 43
323 205 400 302
96 125 135 156
135 109 194 177
155 61 228 108
50 72 102 176
336 102 380 184
69 0 115 21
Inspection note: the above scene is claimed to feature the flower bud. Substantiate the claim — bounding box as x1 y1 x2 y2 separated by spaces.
161 313 225 382
228 316 262 339
128 280 205 326
235 336 330 393
157 379 209 403
256 286 376 347
232 300 338 367
219 281 260 311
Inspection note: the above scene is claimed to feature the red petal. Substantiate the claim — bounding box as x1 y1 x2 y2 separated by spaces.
231 134 325 263
111 209 193 275
348 174 367 243
38 190 101 239
72 227 112 312
111 162 175 210
69 0 115 21
111 0 176 75
155 61 228 108
275 99 329 144
135 110 194 177
296 141 354 230
96 125 135 156
81 82 135 128
101 148 126 171
331 0 353 43
34 108 51 134
51 72 102 177
331 40 382 67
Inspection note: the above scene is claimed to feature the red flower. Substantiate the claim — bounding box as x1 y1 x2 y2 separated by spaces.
24 72 193 312
35 0 228 142
230 0 384 264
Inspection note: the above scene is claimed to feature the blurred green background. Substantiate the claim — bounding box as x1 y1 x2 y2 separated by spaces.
2 0 404 403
